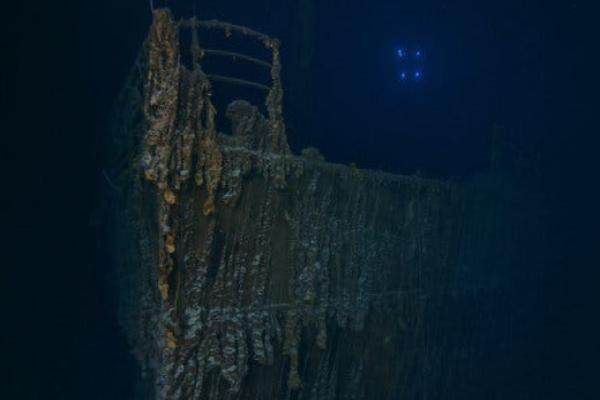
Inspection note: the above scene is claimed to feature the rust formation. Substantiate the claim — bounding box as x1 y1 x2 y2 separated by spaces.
106 9 514 400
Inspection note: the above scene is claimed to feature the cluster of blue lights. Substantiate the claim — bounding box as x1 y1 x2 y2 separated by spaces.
399 70 422 80
397 48 422 59
396 47 423 83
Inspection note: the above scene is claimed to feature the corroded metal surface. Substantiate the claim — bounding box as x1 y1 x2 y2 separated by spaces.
106 9 509 400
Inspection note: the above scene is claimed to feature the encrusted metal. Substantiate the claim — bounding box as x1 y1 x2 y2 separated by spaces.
106 8 513 400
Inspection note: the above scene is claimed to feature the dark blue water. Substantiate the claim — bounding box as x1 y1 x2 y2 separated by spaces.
3 1 596 398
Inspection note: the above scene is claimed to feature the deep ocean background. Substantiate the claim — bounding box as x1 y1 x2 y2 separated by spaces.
2 0 597 398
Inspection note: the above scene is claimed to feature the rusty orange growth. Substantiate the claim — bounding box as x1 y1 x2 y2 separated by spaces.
140 10 295 372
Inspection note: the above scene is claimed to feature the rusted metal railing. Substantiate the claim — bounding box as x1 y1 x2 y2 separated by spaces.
177 16 288 153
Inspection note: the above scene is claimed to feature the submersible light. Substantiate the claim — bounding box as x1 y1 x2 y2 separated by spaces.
396 46 424 82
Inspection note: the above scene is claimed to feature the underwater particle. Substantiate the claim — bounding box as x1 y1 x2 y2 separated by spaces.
415 49 422 58
414 70 422 79
400 71 407 80
397 48 405 58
